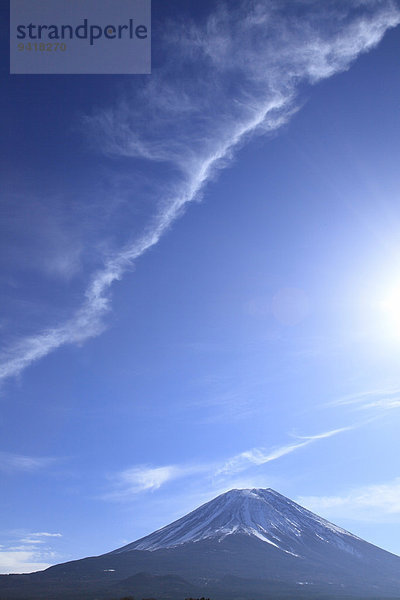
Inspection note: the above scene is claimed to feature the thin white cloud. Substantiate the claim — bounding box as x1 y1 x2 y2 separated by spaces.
106 426 352 499
0 451 55 472
328 388 400 411
17 533 63 545
118 465 182 492
362 398 400 409
30 532 62 538
297 426 356 441
0 532 63 574
216 426 353 476
1 1 399 382
104 465 189 500
0 551 52 574
298 478 400 522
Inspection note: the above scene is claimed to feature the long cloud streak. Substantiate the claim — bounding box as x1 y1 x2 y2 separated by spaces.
1 0 399 382
215 426 354 476
329 387 400 411
106 425 352 499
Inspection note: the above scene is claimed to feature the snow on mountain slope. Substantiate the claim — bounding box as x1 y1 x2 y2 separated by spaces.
113 488 360 556
2 488 400 599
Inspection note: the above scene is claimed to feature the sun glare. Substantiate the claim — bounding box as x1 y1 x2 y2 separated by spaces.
376 286 400 337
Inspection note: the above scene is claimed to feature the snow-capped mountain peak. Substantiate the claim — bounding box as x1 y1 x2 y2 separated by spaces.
5 488 400 600
113 488 358 555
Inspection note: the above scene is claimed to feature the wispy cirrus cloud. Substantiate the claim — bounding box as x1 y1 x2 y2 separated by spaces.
1 1 399 383
329 387 400 410
104 463 211 500
29 532 62 538
105 425 352 499
0 451 55 473
215 426 354 476
108 465 184 497
298 478 400 523
17 533 63 544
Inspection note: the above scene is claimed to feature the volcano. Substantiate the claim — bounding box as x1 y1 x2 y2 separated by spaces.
1 488 400 599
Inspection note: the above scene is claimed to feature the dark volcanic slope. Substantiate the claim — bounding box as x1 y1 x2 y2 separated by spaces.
1 488 400 600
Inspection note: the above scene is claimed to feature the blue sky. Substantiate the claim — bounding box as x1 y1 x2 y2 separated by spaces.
2 0 400 574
